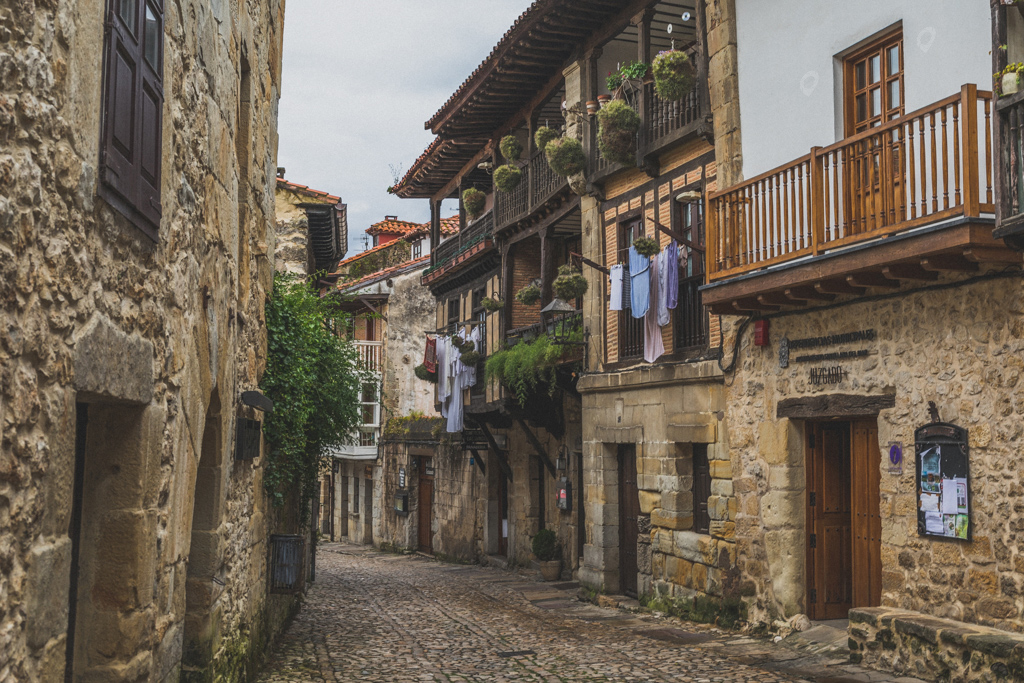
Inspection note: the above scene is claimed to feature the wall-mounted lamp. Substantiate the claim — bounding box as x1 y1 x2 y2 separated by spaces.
675 191 702 204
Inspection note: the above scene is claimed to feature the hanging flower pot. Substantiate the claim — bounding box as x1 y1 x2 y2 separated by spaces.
494 164 523 192
481 297 504 312
586 100 599 115
545 136 586 177
534 126 559 151
462 187 486 219
597 100 641 166
632 236 661 258
500 135 523 162
652 50 695 101
515 284 541 306
460 350 482 366
597 94 611 108
415 364 438 383
552 265 588 301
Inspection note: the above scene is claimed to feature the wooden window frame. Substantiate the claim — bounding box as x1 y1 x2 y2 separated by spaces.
843 29 904 137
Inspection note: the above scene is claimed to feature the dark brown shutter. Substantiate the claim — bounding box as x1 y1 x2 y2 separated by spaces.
136 0 163 227
693 444 711 534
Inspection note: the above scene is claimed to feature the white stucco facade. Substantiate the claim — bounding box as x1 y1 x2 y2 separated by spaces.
735 0 993 180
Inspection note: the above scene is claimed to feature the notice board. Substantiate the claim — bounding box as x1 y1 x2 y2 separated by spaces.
915 422 971 541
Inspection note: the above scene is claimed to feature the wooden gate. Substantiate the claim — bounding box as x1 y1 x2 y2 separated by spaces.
417 458 433 554
619 444 639 598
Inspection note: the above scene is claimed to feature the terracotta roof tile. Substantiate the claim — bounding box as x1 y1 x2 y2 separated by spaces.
366 216 422 236
336 241 396 269
276 177 341 203
403 216 461 241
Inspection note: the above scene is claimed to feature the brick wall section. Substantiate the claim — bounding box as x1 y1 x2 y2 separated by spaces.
511 237 542 329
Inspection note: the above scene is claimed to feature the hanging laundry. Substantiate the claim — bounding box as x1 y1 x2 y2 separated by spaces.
628 245 650 318
657 249 671 327
665 240 679 310
424 336 437 373
609 264 624 311
644 253 666 363
437 336 449 412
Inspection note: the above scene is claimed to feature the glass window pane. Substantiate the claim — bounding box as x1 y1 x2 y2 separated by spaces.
869 55 880 84
871 88 881 117
888 79 900 109
118 0 136 30
855 62 866 90
144 4 160 70
856 94 867 122
888 45 900 76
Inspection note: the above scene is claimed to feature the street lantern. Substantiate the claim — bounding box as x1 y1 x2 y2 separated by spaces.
541 297 578 344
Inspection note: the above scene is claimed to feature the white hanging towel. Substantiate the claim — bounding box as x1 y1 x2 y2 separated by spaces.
609 264 624 311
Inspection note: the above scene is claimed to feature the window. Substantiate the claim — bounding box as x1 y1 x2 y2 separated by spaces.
692 444 711 534
674 197 708 351
446 297 460 335
618 217 644 361
844 31 904 135
100 0 165 237
412 238 423 259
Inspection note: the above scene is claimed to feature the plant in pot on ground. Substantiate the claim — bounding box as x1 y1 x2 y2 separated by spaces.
632 235 661 258
494 163 523 192
462 187 486 219
544 136 586 177
531 528 560 581
652 49 695 100
552 264 588 302
597 100 641 166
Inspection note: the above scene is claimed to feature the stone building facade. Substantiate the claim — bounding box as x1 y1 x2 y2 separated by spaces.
0 1 294 681
273 177 348 276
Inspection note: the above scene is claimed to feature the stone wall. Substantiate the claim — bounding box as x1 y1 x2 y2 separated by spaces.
0 0 290 680
721 273 1024 628
381 267 440 421
274 185 311 274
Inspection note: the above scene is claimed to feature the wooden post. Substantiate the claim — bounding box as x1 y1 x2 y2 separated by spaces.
962 84 981 218
430 198 441 268
585 48 602 173
695 0 711 119
993 0 1008 224
810 147 824 255
707 193 719 279
635 9 654 161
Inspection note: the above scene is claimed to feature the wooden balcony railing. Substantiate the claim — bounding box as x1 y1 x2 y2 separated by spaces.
997 90 1024 229
707 85 993 281
494 150 569 231
428 211 494 274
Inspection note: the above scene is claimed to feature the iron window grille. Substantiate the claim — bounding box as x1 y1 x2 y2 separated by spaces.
269 534 305 594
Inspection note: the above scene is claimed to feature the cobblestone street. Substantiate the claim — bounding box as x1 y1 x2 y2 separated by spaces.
258 545 926 683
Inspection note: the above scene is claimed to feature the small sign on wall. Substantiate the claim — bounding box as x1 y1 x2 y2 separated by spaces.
399 466 406 488
887 442 903 476
915 423 971 541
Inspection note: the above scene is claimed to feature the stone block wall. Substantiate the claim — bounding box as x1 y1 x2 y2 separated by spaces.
0 0 290 680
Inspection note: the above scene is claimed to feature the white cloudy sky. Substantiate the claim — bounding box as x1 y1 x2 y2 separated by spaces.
277 0 530 255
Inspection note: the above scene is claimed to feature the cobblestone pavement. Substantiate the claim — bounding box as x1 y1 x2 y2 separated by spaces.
258 544 926 683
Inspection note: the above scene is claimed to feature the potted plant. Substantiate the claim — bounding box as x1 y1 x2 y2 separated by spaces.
535 126 559 151
597 100 641 166
998 62 1024 96
606 70 624 93
481 297 504 312
515 283 541 306
586 100 599 115
545 136 586 177
414 364 437 383
633 235 661 258
500 134 523 162
597 94 611 108
652 49 695 101
532 528 560 581
552 264 588 301
494 163 523 192
462 187 486 219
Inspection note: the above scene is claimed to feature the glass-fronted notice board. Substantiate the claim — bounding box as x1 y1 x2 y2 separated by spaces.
915 422 971 541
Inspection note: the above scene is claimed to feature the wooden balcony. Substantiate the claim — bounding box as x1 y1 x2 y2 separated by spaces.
995 89 1024 248
704 86 1019 314
354 340 383 374
494 149 570 231
422 211 495 285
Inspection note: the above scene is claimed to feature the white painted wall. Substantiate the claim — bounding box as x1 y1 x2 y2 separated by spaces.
735 0 992 180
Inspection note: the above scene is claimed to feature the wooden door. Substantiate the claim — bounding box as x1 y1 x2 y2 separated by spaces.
807 422 852 620
619 444 640 598
843 31 905 234
364 478 373 544
498 473 509 556
851 420 882 609
417 459 433 554
339 475 349 539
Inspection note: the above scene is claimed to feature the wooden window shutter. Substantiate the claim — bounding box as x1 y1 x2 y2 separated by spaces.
100 0 164 233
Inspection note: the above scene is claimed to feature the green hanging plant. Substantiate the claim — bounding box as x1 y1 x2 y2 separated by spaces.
500 135 523 162
606 70 624 93
481 297 504 312
652 50 695 101
619 60 650 82
494 164 523 192
534 126 559 151
415 364 438 383
597 100 640 166
552 264 588 301
485 330 583 407
544 136 586 177
462 187 486 218
515 283 541 306
460 350 482 366
632 235 661 258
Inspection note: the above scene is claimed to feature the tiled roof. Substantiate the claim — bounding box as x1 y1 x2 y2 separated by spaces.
404 216 461 240
366 216 421 236
276 177 341 203
338 255 431 293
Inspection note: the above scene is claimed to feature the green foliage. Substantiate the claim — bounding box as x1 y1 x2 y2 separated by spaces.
462 187 486 218
515 283 541 306
652 50 695 101
459 350 481 366
534 126 559 151
481 297 504 312
346 240 411 281
532 528 558 561
552 264 588 301
494 164 524 192
620 60 650 81
597 100 641 166
261 273 367 515
485 332 580 407
500 135 523 162
632 235 661 258
414 364 437 383
545 136 586 177
606 70 623 92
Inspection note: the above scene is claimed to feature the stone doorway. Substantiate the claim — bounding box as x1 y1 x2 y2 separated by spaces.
806 419 881 620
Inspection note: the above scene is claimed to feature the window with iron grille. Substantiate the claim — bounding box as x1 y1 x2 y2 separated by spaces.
235 417 261 461
618 218 644 361
269 534 305 594
674 198 708 352
446 297 460 335
99 0 165 238
692 444 711 534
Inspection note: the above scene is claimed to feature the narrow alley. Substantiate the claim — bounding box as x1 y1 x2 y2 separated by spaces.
258 546 926 683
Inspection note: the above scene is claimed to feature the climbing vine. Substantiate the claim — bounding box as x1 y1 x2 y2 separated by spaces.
261 273 368 518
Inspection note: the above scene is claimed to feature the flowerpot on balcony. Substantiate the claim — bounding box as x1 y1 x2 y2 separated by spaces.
597 94 611 108
586 100 599 115
597 100 641 166
1004 72 1021 96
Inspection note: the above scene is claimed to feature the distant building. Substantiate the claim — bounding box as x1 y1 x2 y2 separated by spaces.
275 176 348 275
